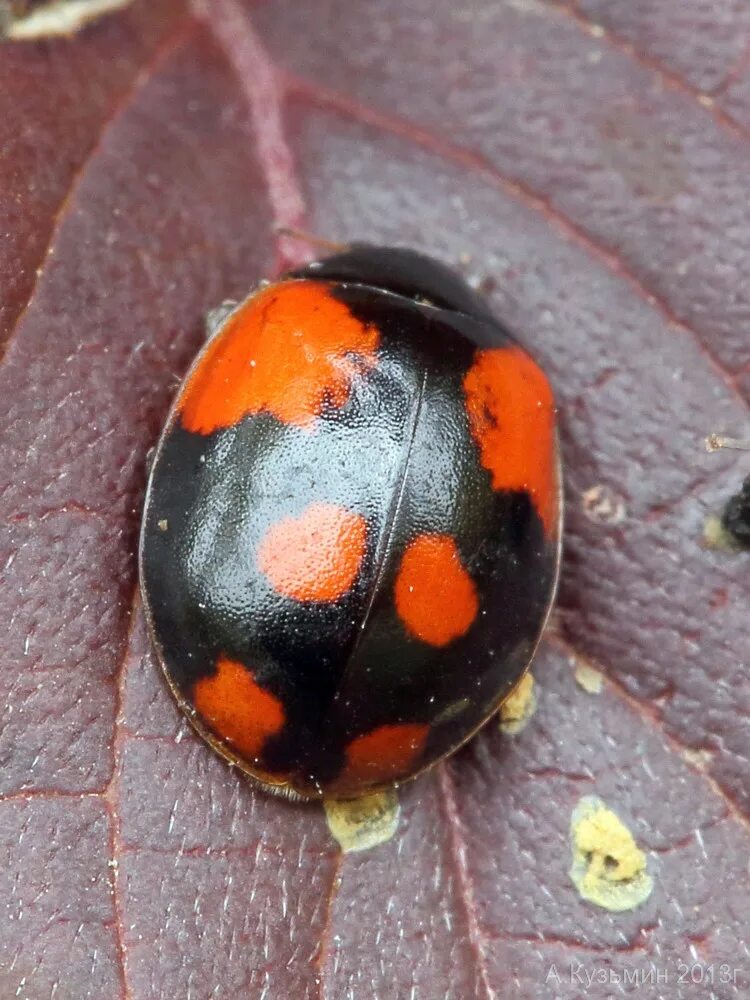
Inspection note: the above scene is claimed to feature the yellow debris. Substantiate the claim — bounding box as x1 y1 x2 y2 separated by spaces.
574 662 603 694
703 515 742 552
324 790 399 853
570 796 653 912
499 673 536 734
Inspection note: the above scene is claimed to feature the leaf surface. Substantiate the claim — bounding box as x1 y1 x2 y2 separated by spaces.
1 0 748 996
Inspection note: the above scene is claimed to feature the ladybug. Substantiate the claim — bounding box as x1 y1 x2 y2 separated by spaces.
139 245 562 799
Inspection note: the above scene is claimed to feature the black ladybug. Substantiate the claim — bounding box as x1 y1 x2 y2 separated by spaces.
140 246 562 799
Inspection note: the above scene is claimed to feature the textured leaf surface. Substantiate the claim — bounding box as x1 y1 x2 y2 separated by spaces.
1 0 748 996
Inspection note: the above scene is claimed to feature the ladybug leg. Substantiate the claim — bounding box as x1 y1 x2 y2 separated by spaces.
205 300 239 341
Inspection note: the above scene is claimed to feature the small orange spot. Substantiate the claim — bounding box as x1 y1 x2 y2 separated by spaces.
394 534 478 646
463 346 558 536
340 723 429 788
258 502 367 603
179 281 379 434
192 656 284 760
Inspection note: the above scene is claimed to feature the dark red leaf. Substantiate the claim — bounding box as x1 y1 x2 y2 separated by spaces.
1 0 748 996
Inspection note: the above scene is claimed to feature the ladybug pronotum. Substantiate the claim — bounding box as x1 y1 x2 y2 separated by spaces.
139 245 563 799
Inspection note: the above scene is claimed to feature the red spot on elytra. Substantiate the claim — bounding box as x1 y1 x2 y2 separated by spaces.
394 534 478 647
192 656 284 760
463 345 558 536
257 502 368 603
178 280 379 434
338 723 430 789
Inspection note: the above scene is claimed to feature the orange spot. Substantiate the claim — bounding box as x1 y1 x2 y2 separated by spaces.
463 346 558 536
394 534 478 646
340 723 429 787
258 502 367 603
179 280 379 434
192 656 284 760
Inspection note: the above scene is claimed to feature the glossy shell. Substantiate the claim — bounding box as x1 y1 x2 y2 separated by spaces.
139 246 562 799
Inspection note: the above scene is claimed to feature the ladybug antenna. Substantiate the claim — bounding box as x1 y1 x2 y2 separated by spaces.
705 433 750 452
274 226 349 255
